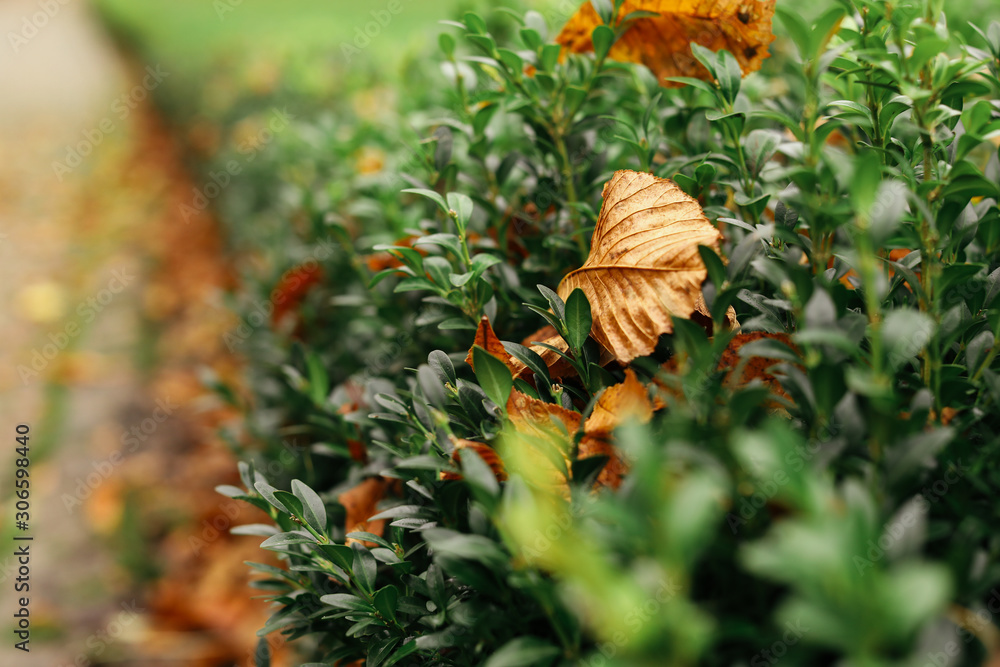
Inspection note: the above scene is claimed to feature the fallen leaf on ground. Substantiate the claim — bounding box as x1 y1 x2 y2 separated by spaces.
558 170 729 363
556 0 776 86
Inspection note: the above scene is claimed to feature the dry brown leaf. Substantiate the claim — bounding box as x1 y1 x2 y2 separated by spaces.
577 436 630 490
578 369 654 489
507 390 582 444
506 371 653 490
657 331 798 405
339 477 391 545
556 0 777 87
558 170 727 364
717 331 797 393
466 315 516 372
584 369 654 436
440 439 508 482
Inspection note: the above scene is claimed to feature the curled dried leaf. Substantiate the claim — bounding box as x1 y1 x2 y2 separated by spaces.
717 331 798 393
556 0 777 86
558 170 729 363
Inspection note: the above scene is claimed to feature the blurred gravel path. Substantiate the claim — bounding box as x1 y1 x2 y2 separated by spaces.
1 2 273 665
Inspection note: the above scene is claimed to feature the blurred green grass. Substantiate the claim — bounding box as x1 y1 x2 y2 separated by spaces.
93 0 461 70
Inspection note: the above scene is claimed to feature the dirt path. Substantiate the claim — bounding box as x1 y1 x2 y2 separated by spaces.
1 2 278 665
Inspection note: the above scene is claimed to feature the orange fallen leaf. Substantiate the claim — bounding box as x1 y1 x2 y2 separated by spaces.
556 0 776 87
580 369 654 488
558 170 733 364
507 390 582 445
718 331 798 395
271 263 324 333
339 477 391 546
577 436 630 490
584 369 654 436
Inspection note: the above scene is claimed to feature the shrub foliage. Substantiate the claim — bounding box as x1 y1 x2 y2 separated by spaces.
213 1 1000 665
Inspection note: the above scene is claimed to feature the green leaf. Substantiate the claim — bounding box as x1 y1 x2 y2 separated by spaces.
291 479 327 534
463 11 487 34
497 48 524 74
402 188 449 213
536 284 566 322
273 490 305 518
698 245 727 290
320 593 372 612
260 532 314 549
457 445 500 507
484 637 561 667
473 345 514 410
590 0 614 24
503 341 551 386
317 544 357 572
539 44 561 72
446 192 474 228
352 543 379 594
373 586 399 623
564 288 593 351
253 481 289 513
429 349 457 386
592 25 615 61
254 638 271 667
439 33 455 57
